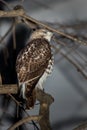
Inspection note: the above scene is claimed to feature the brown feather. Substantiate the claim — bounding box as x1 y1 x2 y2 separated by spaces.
16 38 51 83
16 38 52 109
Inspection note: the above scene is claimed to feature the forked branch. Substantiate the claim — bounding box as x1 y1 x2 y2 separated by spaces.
6 87 54 130
0 7 87 46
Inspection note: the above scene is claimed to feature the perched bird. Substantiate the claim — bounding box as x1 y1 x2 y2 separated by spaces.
16 29 54 109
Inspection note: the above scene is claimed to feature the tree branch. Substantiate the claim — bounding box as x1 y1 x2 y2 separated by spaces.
5 88 54 130
0 9 24 17
0 84 18 94
8 115 42 130
0 8 87 46
74 121 87 130
36 89 54 130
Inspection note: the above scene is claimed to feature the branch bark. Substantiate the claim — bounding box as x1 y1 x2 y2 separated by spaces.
0 86 54 130
0 8 87 46
36 89 54 130
0 9 24 17
0 84 18 94
8 115 42 130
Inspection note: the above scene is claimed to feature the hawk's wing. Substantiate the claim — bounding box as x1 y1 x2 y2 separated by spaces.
16 38 52 84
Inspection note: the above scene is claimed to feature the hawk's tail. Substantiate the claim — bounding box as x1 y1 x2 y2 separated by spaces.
26 89 36 109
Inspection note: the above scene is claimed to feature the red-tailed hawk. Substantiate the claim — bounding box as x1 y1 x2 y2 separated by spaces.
16 29 54 109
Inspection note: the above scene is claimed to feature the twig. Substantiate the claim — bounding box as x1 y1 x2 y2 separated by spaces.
22 14 87 46
74 121 87 130
0 20 15 44
0 85 54 130
9 94 40 130
53 36 87 79
12 19 16 49
0 74 2 85
60 52 87 79
8 94 20 105
22 17 38 29
0 8 87 46
8 115 42 130
0 0 12 10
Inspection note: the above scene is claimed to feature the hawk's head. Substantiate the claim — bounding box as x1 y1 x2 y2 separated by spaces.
30 29 53 42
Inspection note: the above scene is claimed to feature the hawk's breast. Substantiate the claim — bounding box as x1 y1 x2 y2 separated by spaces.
36 58 54 89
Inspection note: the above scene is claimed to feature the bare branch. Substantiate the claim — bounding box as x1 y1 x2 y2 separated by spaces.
60 52 87 79
0 8 87 46
22 14 87 46
36 89 54 130
0 0 12 10
0 84 18 94
8 115 42 130
0 20 15 44
53 36 87 79
0 74 2 85
0 86 54 130
0 9 24 17
74 121 87 130
12 20 16 49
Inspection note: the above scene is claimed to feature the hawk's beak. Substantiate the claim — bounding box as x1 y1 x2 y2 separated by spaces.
47 31 53 38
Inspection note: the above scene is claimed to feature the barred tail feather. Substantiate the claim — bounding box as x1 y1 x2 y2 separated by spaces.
26 89 36 109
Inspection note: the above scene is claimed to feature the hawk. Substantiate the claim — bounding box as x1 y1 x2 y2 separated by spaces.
16 29 54 109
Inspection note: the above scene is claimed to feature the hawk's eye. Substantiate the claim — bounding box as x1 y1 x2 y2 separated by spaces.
32 28 36 31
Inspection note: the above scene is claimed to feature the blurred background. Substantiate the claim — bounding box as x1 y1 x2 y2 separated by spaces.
0 0 87 130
